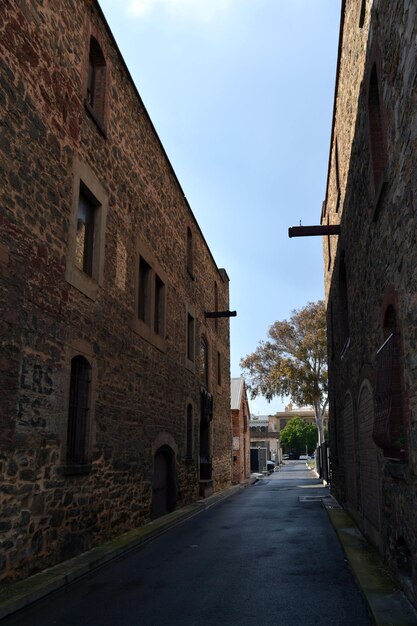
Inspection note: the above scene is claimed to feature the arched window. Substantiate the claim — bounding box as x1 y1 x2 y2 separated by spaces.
186 404 193 459
200 335 209 388
338 253 350 356
87 36 106 123
67 356 91 465
368 64 387 194
373 305 405 459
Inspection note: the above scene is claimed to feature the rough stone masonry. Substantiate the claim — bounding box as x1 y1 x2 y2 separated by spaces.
0 0 232 581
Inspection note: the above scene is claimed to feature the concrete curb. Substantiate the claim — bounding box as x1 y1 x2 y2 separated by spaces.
0 484 243 621
323 495 417 626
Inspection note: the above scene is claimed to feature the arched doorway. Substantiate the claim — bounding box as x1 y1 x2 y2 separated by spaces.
151 446 176 520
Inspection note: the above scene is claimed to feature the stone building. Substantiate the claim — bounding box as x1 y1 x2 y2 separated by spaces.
0 0 232 581
323 0 417 605
269 403 328 436
230 378 250 484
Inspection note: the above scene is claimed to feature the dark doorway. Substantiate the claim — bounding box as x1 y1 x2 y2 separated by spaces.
151 446 176 520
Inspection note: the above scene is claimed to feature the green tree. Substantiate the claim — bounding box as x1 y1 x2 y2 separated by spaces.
240 301 328 445
280 416 318 454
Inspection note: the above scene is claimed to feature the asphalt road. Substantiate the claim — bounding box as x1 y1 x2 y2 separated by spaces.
4 462 371 626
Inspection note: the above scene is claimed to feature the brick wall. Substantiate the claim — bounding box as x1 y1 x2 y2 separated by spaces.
0 0 232 581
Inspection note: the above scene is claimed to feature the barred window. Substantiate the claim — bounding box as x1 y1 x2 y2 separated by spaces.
67 356 91 466
373 306 405 459
339 253 350 356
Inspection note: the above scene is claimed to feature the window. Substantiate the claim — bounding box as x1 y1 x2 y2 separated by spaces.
338 253 350 356
154 274 165 336
330 301 335 361
186 227 193 277
67 356 91 466
132 242 167 350
186 404 193 459
326 215 332 271
359 0 366 28
66 159 108 300
334 139 340 213
75 185 98 276
86 36 106 126
373 305 406 459
368 64 387 196
138 257 151 324
217 351 221 386
200 336 209 388
187 313 195 362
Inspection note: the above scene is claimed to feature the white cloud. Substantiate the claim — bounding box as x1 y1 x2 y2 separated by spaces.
126 0 236 24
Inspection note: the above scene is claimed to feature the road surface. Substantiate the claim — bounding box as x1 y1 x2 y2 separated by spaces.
5 461 371 626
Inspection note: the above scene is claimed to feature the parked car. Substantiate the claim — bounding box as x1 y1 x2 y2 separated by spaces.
288 452 300 460
266 460 275 473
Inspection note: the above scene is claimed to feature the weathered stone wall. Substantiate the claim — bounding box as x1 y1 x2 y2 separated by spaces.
323 0 417 604
0 0 232 581
231 398 250 484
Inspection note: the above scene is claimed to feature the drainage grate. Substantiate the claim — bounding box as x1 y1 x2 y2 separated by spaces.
299 495 327 502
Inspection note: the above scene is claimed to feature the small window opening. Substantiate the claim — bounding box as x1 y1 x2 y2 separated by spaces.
67 356 91 465
187 313 195 362
359 0 366 28
335 139 341 213
87 36 106 122
330 301 335 361
76 185 98 277
138 257 151 324
186 404 193 459
154 274 165 335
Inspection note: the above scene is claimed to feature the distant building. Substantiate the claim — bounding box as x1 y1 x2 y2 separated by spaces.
230 378 250 484
0 0 232 582
323 0 417 606
250 415 280 467
269 403 328 436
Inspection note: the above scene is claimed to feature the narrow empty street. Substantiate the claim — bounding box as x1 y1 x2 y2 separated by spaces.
4 462 371 626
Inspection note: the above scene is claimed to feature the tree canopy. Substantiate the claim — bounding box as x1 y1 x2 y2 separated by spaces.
280 416 318 454
240 301 328 444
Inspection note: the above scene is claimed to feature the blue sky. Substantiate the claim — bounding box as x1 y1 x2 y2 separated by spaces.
99 0 341 415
